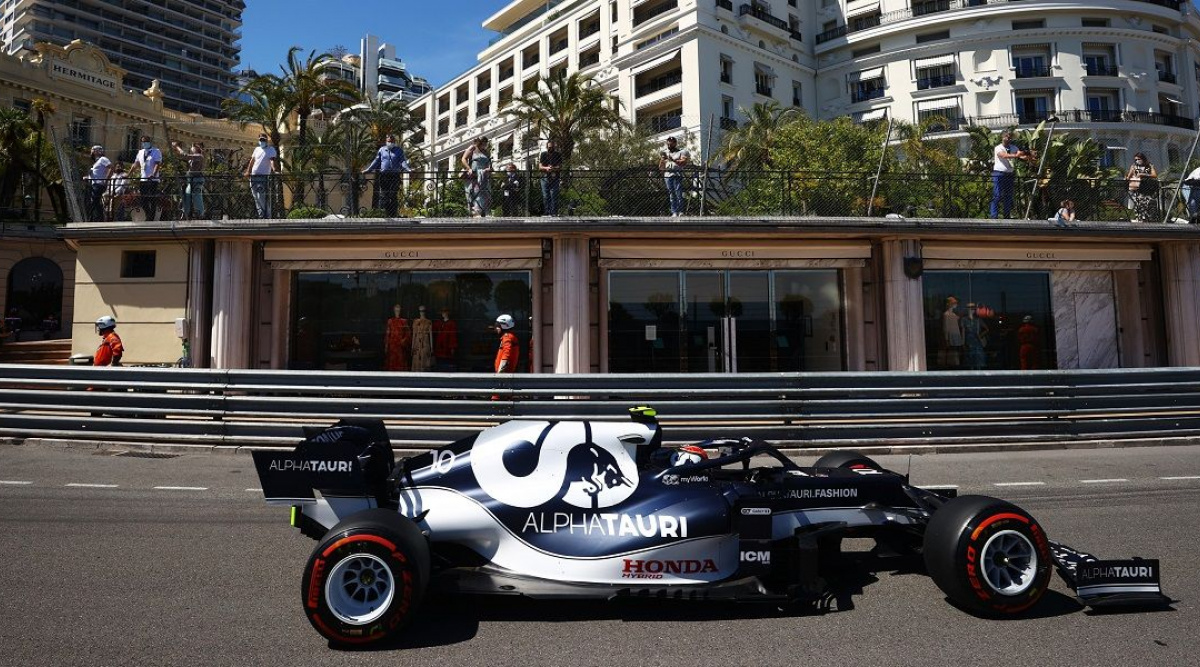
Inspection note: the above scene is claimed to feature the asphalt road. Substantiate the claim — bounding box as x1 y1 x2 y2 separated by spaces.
0 443 1196 667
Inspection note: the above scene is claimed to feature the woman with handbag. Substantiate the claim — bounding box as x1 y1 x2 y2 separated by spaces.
1126 152 1159 223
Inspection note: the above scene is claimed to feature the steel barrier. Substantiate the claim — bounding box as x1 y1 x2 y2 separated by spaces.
3 365 1200 450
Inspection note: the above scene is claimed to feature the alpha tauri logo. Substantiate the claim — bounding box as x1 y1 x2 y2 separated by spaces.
471 421 643 509
268 459 353 473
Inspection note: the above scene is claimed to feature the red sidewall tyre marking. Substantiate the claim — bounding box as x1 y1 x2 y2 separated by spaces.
304 534 415 645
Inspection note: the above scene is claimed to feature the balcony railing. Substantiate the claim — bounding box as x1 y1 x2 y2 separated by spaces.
716 0 732 9
1014 64 1052 78
739 3 790 32
960 109 1196 130
851 87 886 103
816 0 1182 45
636 71 683 97
789 29 802 41
916 73 956 90
1158 70 1177 84
756 84 774 96
644 114 683 132
1084 63 1119 77
719 116 739 130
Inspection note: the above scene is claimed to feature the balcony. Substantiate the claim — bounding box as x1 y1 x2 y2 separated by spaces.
815 0 1183 46
1158 70 1177 84
1014 64 1052 78
739 3 790 35
716 0 732 9
719 116 738 130
966 109 1195 131
644 114 683 133
916 73 956 90
851 87 886 103
756 84 773 96
636 70 683 97
789 29 802 41
1084 63 1119 77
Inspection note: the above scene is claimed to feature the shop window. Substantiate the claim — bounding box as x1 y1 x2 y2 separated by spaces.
291 271 533 373
121 250 156 278
923 271 1056 371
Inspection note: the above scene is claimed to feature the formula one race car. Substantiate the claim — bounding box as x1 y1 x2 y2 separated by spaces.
253 408 1169 646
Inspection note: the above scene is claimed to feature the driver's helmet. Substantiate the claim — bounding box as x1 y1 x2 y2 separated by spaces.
95 315 117 333
669 444 709 467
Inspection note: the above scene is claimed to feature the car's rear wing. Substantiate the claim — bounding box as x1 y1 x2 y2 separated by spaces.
251 419 396 505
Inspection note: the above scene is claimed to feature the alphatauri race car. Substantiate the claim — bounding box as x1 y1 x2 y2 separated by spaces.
253 408 1169 646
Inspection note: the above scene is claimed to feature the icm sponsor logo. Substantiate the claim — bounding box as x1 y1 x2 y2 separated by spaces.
740 550 771 564
740 507 772 516
430 449 456 474
472 422 639 509
523 512 689 538
268 459 352 473
622 558 718 579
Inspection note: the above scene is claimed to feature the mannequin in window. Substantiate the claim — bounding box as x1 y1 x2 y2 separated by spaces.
1017 315 1040 371
411 305 434 372
432 307 458 372
962 302 989 370
384 304 411 371
940 295 963 369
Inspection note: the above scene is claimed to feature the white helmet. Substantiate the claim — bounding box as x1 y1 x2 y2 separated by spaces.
495 314 515 330
669 445 709 467
95 315 116 333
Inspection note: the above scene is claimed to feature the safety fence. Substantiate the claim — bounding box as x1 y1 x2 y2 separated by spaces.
2 365 1200 451
67 168 1187 223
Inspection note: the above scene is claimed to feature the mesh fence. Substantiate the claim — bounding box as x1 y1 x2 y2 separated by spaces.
60 164 1183 223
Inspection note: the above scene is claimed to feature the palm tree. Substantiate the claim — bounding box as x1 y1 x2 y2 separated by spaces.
716 101 802 171
505 71 627 163
339 94 417 149
278 47 358 150
0 107 37 209
223 73 290 152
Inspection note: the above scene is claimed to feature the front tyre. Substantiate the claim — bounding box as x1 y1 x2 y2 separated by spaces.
923 495 1052 617
301 509 430 646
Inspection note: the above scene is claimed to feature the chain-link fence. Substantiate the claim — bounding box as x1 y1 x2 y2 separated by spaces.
59 163 1185 223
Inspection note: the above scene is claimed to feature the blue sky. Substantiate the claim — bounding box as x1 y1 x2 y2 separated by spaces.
239 1 501 87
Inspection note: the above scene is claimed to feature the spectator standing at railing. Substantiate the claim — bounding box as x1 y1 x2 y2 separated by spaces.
1182 164 1200 224
660 136 691 217
462 136 493 218
85 145 111 222
990 131 1025 219
539 139 563 216
363 133 410 217
105 164 128 221
245 134 277 218
501 163 523 217
170 141 206 220
132 136 162 220
1126 152 1159 223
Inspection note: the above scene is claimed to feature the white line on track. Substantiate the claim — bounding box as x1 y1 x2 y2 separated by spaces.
0 480 33 485
1080 478 1129 484
994 481 1046 487
153 486 208 491
923 484 959 489
1160 475 1200 480
65 483 118 488
245 488 262 493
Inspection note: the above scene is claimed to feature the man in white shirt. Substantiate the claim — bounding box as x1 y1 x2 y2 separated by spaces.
85 145 111 221
989 131 1024 219
1182 165 1200 224
244 134 277 218
659 136 691 217
132 135 162 220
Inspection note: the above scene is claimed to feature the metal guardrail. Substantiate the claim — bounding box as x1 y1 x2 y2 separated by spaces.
3 365 1200 450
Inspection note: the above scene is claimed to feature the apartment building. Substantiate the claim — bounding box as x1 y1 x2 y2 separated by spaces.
411 0 1200 170
0 0 242 116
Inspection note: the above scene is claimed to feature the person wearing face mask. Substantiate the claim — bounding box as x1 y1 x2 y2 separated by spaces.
132 135 162 220
362 133 410 217
85 145 111 221
244 134 277 218
170 140 206 219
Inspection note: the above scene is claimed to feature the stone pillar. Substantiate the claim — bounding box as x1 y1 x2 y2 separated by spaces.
843 266 866 371
881 239 926 372
1113 269 1145 368
552 235 591 373
209 239 255 369
186 240 212 368
1159 242 1200 367
270 268 291 369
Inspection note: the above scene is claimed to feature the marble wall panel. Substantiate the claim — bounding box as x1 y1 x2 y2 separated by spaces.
1051 271 1117 369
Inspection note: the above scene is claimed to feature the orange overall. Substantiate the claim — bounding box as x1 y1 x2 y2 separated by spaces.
494 332 519 373
94 331 124 366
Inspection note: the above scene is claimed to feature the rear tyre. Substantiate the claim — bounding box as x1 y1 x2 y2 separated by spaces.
814 450 881 471
301 509 430 646
923 495 1052 617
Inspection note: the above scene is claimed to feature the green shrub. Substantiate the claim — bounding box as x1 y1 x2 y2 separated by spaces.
286 206 328 219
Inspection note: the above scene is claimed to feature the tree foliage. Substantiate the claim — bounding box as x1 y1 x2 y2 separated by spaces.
505 71 627 163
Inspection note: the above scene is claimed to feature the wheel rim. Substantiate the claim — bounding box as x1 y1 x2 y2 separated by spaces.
980 529 1038 596
324 553 396 625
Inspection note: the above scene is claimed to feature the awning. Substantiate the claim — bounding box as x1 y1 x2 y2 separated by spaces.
916 97 961 112
846 1 881 18
922 243 1152 263
632 49 680 76
914 54 956 69
264 240 543 269
600 239 872 261
754 62 777 78
859 108 888 121
848 67 884 82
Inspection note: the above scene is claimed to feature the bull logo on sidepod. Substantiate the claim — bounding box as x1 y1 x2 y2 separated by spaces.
472 421 639 510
